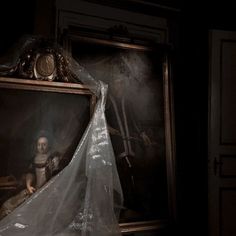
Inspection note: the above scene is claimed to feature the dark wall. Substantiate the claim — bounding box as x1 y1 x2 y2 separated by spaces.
174 3 208 236
0 1 36 55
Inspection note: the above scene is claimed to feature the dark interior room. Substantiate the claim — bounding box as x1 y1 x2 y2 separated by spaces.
0 0 236 236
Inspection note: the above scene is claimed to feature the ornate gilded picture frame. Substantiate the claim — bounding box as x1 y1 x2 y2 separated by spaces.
61 32 176 234
0 76 96 215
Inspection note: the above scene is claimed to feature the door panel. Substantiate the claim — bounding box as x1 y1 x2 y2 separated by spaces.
220 188 236 236
209 30 236 236
221 41 236 144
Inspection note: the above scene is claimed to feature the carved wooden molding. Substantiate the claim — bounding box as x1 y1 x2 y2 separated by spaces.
0 38 79 83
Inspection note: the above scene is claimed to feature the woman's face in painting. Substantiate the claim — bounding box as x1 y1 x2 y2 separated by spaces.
37 136 49 154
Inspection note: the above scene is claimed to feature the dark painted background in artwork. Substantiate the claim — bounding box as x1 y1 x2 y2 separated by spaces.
72 41 168 223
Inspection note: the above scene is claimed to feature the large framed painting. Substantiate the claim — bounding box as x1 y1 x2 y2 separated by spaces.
61 33 176 234
0 77 96 216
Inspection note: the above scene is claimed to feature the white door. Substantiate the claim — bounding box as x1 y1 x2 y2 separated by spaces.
209 30 236 236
